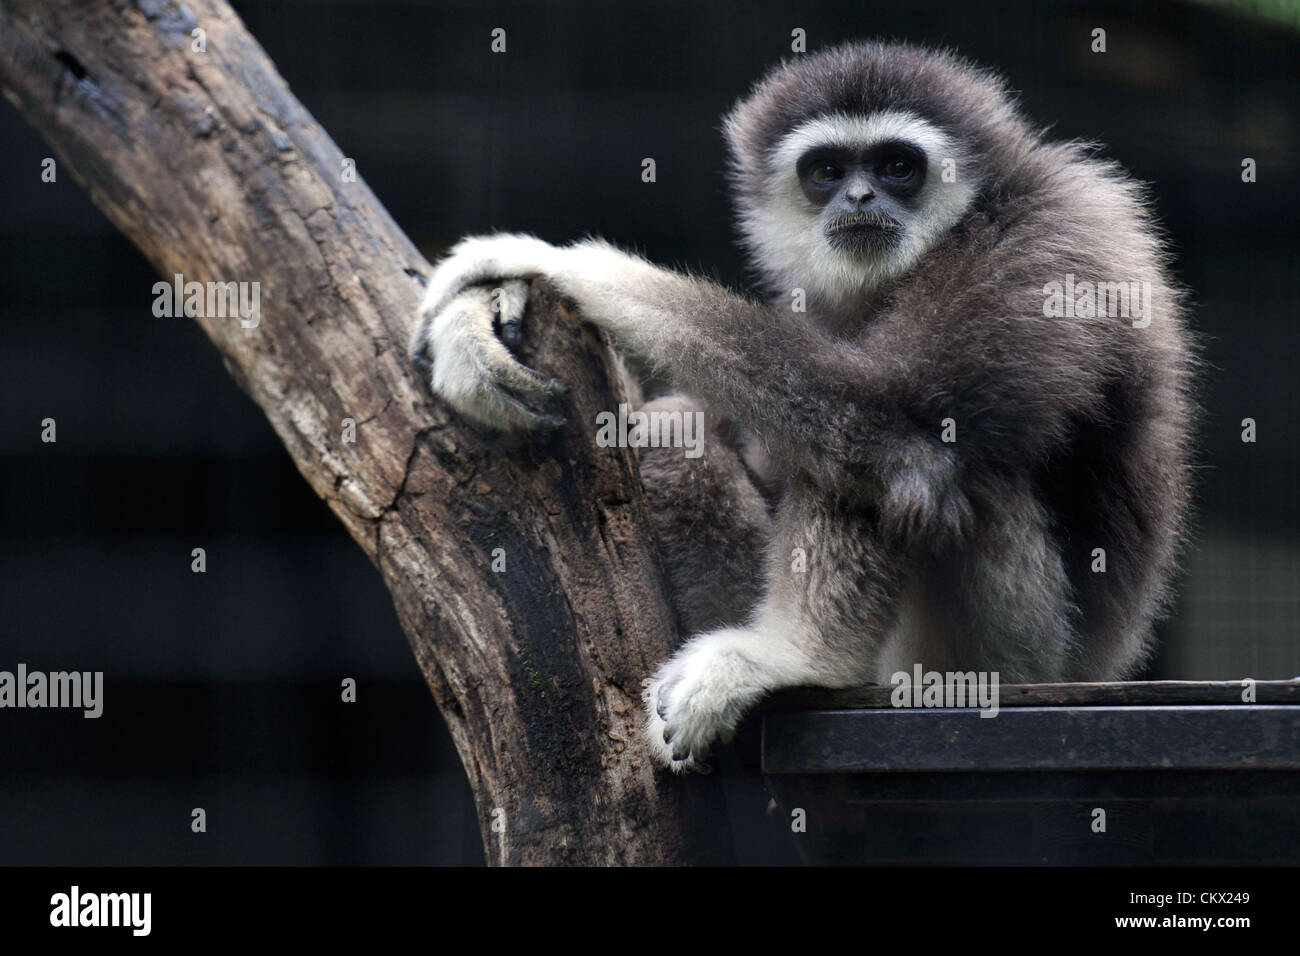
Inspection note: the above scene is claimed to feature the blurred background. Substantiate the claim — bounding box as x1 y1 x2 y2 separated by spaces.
0 0 1296 865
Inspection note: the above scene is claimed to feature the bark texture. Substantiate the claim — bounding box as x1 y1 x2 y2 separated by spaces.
0 0 729 864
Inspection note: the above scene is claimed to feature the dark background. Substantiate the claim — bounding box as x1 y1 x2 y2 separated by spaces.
0 0 1296 865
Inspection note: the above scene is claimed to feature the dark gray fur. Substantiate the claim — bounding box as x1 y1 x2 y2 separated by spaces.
639 41 1196 682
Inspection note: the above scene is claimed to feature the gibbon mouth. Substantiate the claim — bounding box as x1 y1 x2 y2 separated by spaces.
825 213 901 251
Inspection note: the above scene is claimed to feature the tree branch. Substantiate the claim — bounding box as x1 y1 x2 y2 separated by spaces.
0 0 729 865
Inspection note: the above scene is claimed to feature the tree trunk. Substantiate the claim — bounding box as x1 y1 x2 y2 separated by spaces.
0 0 730 865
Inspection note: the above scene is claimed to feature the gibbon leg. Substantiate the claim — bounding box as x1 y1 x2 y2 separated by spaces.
636 393 772 635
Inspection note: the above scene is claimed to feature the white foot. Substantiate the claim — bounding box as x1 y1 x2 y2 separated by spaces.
642 628 775 773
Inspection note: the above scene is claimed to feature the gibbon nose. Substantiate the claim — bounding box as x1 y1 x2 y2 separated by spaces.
844 178 875 208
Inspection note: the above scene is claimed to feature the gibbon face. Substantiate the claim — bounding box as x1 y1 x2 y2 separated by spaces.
724 43 1022 308
795 130 928 255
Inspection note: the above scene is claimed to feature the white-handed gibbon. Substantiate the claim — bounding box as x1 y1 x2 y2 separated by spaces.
410 41 1195 771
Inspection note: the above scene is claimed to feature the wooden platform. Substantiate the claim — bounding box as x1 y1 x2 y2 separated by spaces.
765 678 1300 711
758 679 1300 864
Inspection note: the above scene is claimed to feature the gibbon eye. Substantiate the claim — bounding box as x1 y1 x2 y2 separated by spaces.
810 163 842 184
881 156 914 180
